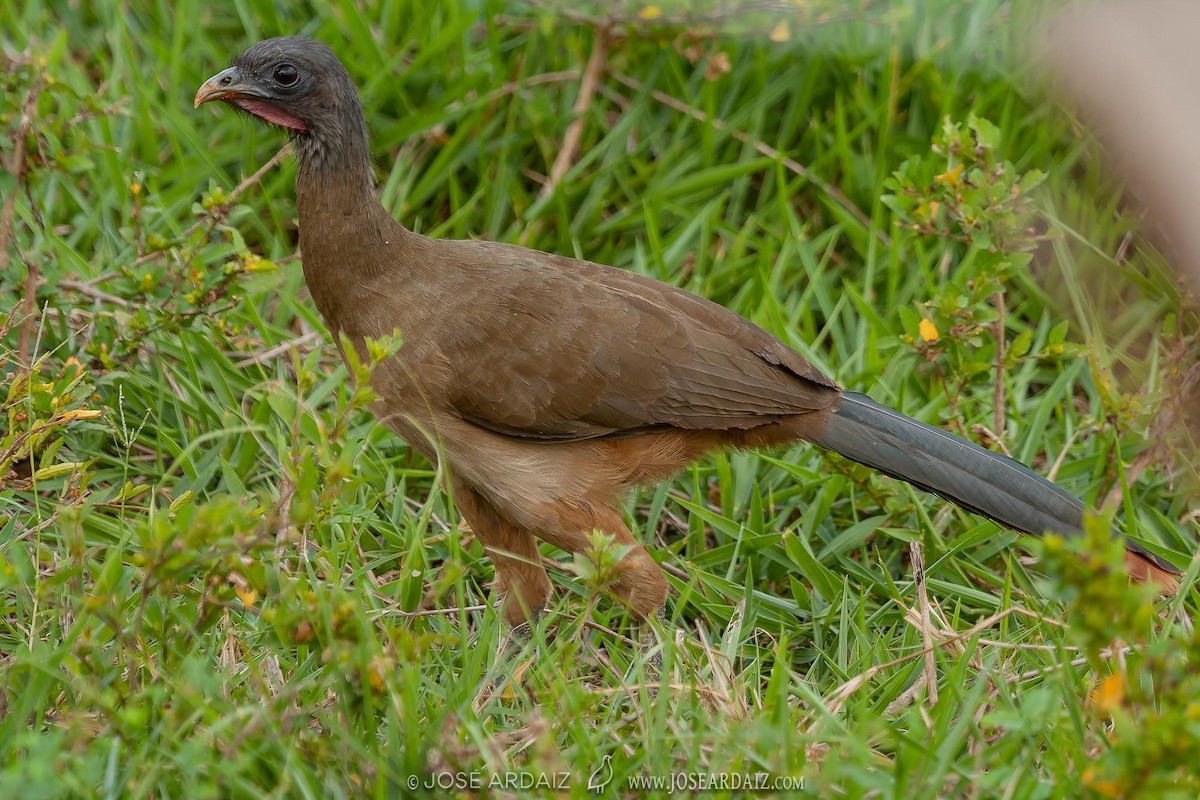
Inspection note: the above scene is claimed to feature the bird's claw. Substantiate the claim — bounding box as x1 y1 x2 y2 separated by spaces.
632 605 669 685
474 605 544 708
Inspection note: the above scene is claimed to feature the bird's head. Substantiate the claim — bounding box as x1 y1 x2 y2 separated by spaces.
195 37 370 177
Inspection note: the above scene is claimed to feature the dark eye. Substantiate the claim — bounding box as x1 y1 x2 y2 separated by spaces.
273 63 298 86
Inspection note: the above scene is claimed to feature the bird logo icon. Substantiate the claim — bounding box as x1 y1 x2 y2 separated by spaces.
587 753 614 794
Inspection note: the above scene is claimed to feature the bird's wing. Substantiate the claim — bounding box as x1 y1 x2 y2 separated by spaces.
430 242 839 442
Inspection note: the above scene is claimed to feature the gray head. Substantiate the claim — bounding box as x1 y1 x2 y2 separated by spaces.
195 37 372 180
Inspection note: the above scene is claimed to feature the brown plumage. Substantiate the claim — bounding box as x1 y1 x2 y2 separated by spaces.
196 37 1181 628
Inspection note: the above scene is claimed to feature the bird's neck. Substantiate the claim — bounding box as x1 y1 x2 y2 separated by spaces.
293 123 376 206
293 112 404 241
293 122 412 319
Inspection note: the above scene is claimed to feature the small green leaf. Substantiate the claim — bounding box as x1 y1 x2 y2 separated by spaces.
1048 320 1070 346
969 114 1001 150
1008 329 1032 361
1017 168 1046 195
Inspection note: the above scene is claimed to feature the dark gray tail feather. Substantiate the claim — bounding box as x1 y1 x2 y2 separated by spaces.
812 392 1177 574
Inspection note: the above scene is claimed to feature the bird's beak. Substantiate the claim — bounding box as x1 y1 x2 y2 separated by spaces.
194 67 265 108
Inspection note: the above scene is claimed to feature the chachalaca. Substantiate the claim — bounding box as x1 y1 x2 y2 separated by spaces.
195 38 1182 634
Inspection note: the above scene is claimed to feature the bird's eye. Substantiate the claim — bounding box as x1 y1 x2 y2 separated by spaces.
273 63 299 86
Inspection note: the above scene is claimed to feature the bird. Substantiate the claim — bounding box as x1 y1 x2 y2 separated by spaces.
194 37 1181 638
587 753 614 794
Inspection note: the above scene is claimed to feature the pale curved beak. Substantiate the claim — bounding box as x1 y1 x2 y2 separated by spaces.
194 67 265 108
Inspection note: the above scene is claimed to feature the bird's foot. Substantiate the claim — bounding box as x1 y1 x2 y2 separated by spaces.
631 606 669 688
639 626 663 676
474 608 542 709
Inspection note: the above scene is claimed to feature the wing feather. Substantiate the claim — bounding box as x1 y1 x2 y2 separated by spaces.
426 241 839 441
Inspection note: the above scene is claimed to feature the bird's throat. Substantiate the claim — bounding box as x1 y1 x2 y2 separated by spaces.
291 102 407 299
233 98 308 132
293 115 375 198
294 128 405 300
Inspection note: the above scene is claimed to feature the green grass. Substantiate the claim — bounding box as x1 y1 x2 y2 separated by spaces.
2 1 1198 797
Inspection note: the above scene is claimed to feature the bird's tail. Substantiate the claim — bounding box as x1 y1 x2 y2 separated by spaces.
811 391 1180 592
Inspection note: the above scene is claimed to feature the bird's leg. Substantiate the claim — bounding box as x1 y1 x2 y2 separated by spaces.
506 606 540 645
533 506 671 676
611 546 670 678
638 604 669 678
489 605 541 692
453 481 554 629
453 482 553 697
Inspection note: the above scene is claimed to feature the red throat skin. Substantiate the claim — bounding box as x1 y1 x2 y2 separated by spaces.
233 99 308 132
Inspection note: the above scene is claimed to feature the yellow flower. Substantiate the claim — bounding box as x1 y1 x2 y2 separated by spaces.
235 586 258 608
934 163 964 185
56 408 102 422
1091 673 1124 713
918 318 939 342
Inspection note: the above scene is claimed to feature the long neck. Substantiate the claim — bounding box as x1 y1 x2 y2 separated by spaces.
293 107 410 317
293 104 377 214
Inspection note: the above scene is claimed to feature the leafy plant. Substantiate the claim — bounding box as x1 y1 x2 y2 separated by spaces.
885 115 1056 424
